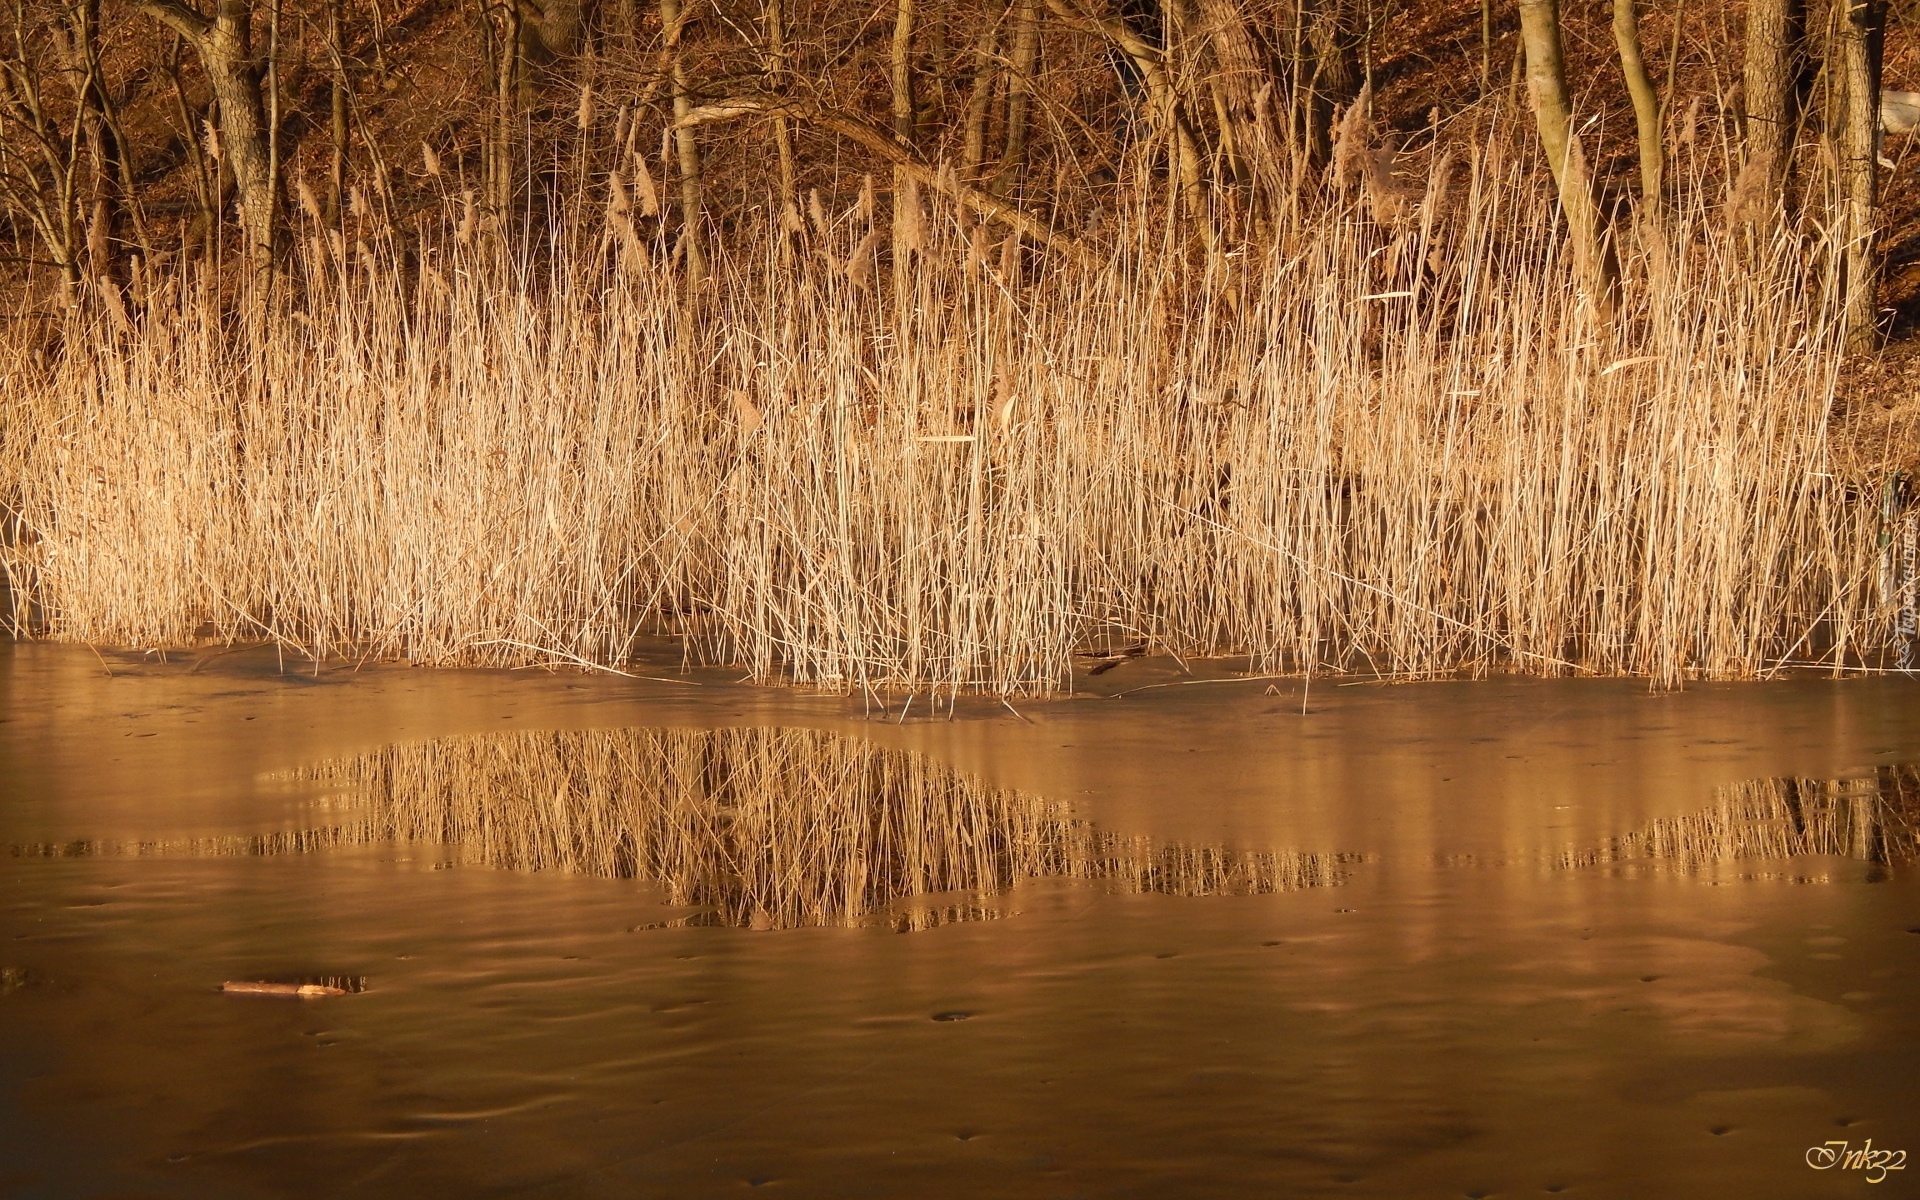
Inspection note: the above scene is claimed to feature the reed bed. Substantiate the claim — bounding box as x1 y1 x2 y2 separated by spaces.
0 126 1888 694
1566 766 1920 872
10 726 1347 929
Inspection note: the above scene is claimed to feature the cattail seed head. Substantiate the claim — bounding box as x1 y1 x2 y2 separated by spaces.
456 189 477 244
1329 82 1372 193
295 176 323 224
846 226 879 285
896 177 926 252
630 155 660 217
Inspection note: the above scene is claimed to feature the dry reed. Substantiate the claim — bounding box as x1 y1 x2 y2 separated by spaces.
0 122 1889 694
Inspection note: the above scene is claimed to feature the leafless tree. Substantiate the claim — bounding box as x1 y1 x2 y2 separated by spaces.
1518 0 1614 315
127 0 279 286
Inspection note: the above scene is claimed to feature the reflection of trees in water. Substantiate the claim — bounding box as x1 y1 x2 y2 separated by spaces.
11 728 1355 930
1568 767 1920 873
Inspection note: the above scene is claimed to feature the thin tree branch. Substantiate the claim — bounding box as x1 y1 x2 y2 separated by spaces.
672 93 1098 266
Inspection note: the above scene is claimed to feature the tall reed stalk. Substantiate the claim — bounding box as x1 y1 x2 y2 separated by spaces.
0 124 1887 694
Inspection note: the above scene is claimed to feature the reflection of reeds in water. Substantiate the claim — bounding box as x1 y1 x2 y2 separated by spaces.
9 828 371 860
1567 767 1920 873
10 728 1353 930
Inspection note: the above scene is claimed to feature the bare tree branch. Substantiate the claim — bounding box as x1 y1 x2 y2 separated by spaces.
125 0 213 44
673 93 1098 267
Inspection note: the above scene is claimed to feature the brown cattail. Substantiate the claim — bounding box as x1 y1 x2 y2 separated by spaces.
730 389 764 434
614 104 633 155
96 277 133 338
612 213 646 272
630 154 661 217
1360 147 1409 229
422 142 443 178
86 199 109 270
577 83 595 131
295 176 324 224
1727 150 1775 228
997 229 1021 276
896 176 926 253
1680 95 1704 150
1329 82 1372 192
1424 147 1456 219
847 226 880 285
965 221 993 271
456 190 477 244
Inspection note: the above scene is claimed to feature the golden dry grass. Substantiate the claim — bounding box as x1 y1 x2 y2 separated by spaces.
0 125 1890 694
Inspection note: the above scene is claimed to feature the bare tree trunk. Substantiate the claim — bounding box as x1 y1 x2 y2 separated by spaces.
328 0 347 221
1612 0 1663 213
891 0 915 147
495 0 521 214
1742 0 1805 202
1517 0 1613 315
660 0 706 281
1481 0 1493 94
0 1 84 299
131 0 277 287
1835 0 1887 350
1038 0 1211 248
890 0 916 260
265 0 279 244
1199 0 1272 192
161 34 218 260
1302 0 1356 167
519 0 585 97
763 0 795 206
989 0 1038 199
960 0 1003 180
54 2 135 274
